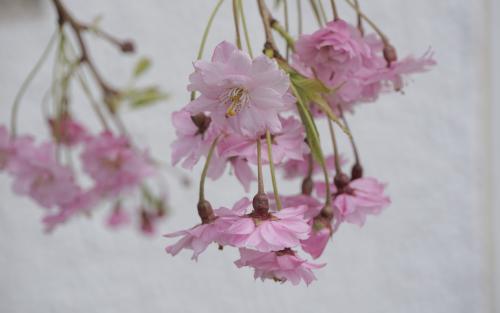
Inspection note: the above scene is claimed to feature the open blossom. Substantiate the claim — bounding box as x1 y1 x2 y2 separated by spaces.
295 19 372 84
186 41 293 137
207 155 255 192
8 141 80 208
164 222 221 260
42 190 98 231
334 177 391 226
218 116 307 165
235 248 324 285
81 132 155 197
216 198 310 252
171 110 219 169
282 154 341 180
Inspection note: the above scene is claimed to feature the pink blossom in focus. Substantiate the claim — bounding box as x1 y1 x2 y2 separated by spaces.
218 116 307 165
207 155 255 192
164 222 220 260
216 198 310 252
186 41 293 137
334 177 391 226
235 248 324 285
171 110 219 170
301 222 331 259
81 132 154 197
8 141 80 208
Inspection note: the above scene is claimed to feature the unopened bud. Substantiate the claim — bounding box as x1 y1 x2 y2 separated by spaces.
351 163 363 180
120 40 135 53
383 44 397 66
197 200 215 224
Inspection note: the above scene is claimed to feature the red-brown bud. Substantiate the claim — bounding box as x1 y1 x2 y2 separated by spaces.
383 44 398 66
252 193 269 216
197 200 215 224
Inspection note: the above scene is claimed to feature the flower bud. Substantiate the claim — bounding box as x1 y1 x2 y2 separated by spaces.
120 40 135 53
351 163 363 180
383 44 397 66
197 200 215 224
334 172 350 190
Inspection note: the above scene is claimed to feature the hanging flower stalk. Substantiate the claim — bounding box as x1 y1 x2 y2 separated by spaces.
0 0 173 234
165 0 435 285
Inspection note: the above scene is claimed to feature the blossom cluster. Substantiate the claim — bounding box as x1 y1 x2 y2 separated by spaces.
0 121 166 234
165 13 434 285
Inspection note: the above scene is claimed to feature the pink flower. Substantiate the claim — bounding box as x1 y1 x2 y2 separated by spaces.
334 177 391 226
234 248 324 285
186 41 293 137
282 154 342 179
295 19 371 84
216 198 310 252
48 114 88 146
301 222 331 259
207 155 255 192
164 222 221 260
81 132 154 197
8 141 80 209
171 110 219 169
106 203 131 228
273 194 323 221
218 116 307 165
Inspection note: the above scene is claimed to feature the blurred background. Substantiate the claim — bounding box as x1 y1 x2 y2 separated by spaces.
0 0 498 312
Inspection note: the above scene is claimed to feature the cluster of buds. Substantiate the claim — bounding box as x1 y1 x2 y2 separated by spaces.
164 0 434 285
0 0 170 234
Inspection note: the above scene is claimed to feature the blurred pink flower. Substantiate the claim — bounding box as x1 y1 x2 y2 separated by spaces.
334 177 391 226
48 114 88 146
282 154 342 179
8 141 80 209
186 41 293 137
235 248 324 285
81 132 154 197
107 204 131 228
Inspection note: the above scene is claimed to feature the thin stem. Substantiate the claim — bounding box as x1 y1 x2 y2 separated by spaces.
256 135 265 194
309 0 324 27
199 135 221 201
238 0 254 57
10 30 58 137
344 0 388 43
319 154 332 206
341 112 360 164
330 0 339 20
283 0 290 60
353 0 364 35
318 0 328 23
297 0 303 35
191 0 225 101
76 71 110 131
271 20 295 51
257 0 278 53
265 130 282 211
232 0 242 49
327 119 342 173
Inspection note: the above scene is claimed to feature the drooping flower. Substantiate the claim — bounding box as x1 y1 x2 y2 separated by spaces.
81 132 155 197
216 198 310 252
106 202 131 228
282 154 341 180
164 222 221 260
186 41 293 137
8 141 80 209
301 219 332 259
333 177 391 226
234 248 324 285
218 116 307 165
171 110 219 170
207 155 255 192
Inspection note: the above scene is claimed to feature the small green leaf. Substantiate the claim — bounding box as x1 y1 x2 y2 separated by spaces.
133 57 152 78
125 86 168 109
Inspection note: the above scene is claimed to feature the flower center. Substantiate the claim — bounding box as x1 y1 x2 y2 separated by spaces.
221 87 249 118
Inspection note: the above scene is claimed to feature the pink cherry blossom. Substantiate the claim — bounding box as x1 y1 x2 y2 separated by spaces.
81 132 155 197
218 116 307 165
186 41 293 137
216 198 310 252
164 222 221 260
48 114 88 146
234 248 324 285
207 155 255 192
333 177 391 226
301 222 331 259
106 203 131 228
171 110 219 170
282 154 341 179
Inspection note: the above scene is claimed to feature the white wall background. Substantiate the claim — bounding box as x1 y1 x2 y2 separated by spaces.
0 0 497 312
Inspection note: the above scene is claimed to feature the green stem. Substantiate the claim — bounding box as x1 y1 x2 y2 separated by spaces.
199 135 222 201
327 118 342 173
344 0 388 43
297 0 303 35
271 20 295 51
11 30 58 137
238 0 253 57
318 0 328 23
353 0 364 35
309 0 324 27
191 0 225 101
256 135 265 194
330 0 339 20
283 0 290 60
265 130 282 211
232 0 242 49
341 111 360 164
